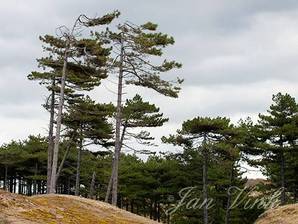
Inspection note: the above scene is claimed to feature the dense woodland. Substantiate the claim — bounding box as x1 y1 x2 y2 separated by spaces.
0 11 297 224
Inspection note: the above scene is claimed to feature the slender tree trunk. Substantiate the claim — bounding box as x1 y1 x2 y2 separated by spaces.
105 160 114 202
47 78 55 193
280 151 286 205
4 165 8 191
202 134 208 224
9 177 13 192
111 39 124 206
153 200 157 220
126 200 129 211
49 48 69 193
67 177 71 195
131 199 134 213
225 163 234 224
21 179 24 194
38 181 41 194
150 201 153 219
33 163 38 195
56 139 73 182
18 178 22 194
105 124 127 202
75 136 82 196
157 202 161 222
28 180 32 196
89 171 96 199
13 178 16 193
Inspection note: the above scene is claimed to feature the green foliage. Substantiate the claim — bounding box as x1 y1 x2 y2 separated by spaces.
249 92 298 203
82 11 120 27
64 96 114 146
163 116 233 148
123 94 168 128
98 19 183 98
120 94 168 150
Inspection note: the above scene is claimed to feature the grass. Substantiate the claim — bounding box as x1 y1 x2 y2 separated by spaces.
0 218 8 224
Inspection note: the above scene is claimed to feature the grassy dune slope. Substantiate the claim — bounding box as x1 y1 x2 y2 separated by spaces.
0 190 158 224
255 204 298 224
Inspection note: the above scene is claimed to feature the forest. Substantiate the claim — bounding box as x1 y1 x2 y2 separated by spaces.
0 10 298 224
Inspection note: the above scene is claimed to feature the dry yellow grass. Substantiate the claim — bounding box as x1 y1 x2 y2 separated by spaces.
255 203 298 224
0 190 158 224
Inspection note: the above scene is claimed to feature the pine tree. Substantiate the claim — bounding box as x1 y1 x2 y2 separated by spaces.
256 93 298 204
98 19 183 205
163 117 233 224
105 94 168 202
63 96 114 195
29 11 119 193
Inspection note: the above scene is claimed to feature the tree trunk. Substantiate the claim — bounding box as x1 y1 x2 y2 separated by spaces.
18 178 22 194
89 171 96 199
56 139 73 182
13 178 16 193
131 199 134 213
157 202 161 222
49 48 69 193
33 163 38 195
75 137 82 196
150 201 153 219
126 200 129 211
153 200 157 220
105 160 114 202
111 39 124 206
202 135 208 224
280 151 286 204
225 163 234 224
4 165 8 190
47 78 55 193
67 177 71 195
105 124 126 202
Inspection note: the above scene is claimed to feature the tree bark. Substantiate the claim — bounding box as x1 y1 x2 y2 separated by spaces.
75 135 83 196
105 124 126 202
33 163 38 195
49 48 69 193
111 38 124 206
280 151 286 204
202 134 208 224
56 139 73 182
47 77 55 193
105 159 114 202
157 202 161 222
225 163 234 224
4 165 8 191
88 171 96 199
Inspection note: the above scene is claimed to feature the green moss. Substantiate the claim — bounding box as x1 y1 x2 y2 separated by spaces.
0 218 9 224
2 192 152 224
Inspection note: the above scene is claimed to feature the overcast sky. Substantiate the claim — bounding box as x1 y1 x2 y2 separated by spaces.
1 0 298 176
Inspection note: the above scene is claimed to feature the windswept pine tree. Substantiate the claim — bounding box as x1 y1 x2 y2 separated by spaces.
105 94 168 202
63 96 114 195
211 126 247 224
163 117 234 224
255 93 298 204
97 19 183 205
28 11 119 193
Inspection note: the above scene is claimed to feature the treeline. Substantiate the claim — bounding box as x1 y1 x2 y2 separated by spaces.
1 92 298 223
0 135 258 223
